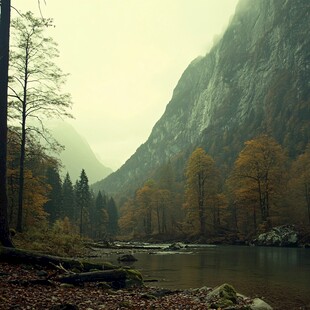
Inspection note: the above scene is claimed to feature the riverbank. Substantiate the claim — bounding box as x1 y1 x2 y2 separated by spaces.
0 261 271 310
83 243 310 310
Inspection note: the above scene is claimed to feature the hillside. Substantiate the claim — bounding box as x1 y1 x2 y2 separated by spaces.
48 121 113 184
94 0 310 196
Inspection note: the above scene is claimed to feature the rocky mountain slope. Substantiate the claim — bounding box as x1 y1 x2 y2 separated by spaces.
94 0 310 195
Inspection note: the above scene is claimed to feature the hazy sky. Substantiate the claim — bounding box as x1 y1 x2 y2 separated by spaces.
11 0 238 170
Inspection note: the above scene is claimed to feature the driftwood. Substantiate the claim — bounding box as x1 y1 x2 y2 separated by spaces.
56 268 144 288
57 269 127 284
0 246 144 288
0 246 115 271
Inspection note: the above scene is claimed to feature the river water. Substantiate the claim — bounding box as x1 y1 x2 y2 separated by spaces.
105 244 310 309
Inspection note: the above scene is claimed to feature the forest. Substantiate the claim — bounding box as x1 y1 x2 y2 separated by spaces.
1 9 310 250
118 136 310 243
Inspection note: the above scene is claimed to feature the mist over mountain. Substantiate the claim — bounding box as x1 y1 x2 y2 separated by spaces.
48 121 113 184
94 0 310 196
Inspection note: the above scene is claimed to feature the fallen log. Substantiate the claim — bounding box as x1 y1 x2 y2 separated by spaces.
0 246 116 271
57 269 127 284
56 268 144 288
0 246 144 288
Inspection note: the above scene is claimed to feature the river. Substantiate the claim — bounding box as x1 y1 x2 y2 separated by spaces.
103 244 310 309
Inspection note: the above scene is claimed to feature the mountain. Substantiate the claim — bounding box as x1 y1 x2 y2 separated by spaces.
48 121 113 184
94 0 310 196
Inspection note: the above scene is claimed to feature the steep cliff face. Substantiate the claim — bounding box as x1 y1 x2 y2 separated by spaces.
95 0 310 195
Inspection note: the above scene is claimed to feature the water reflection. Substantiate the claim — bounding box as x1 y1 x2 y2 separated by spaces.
112 246 310 308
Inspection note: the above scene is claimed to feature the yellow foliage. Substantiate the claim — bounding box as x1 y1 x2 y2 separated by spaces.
14 222 86 257
288 144 310 225
23 169 49 228
184 147 220 235
228 134 288 232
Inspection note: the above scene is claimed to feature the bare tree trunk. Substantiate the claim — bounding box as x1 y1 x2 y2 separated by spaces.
156 204 161 234
0 0 14 247
16 120 26 232
16 43 29 233
198 173 206 235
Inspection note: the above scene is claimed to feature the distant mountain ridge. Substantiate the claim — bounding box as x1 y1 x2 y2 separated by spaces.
48 121 113 184
94 0 310 196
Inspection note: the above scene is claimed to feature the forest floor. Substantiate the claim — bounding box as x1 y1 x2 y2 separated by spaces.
0 260 256 310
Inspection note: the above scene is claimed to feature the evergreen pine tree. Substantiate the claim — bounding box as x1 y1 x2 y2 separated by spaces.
107 197 119 236
75 169 91 235
62 172 75 222
44 166 62 224
93 190 108 239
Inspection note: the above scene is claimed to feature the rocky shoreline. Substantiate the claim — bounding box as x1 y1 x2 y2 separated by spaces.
0 261 272 309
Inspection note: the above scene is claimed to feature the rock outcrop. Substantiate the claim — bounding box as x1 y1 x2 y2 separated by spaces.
252 225 299 247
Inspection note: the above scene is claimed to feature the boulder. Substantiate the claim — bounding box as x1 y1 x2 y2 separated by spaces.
250 298 273 310
205 284 273 309
206 283 237 308
252 225 299 247
117 254 138 262
165 242 184 251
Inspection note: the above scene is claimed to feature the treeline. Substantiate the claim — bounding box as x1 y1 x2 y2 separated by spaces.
45 169 118 239
8 130 118 239
118 135 310 241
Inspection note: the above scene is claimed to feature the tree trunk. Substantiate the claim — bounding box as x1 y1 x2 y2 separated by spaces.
156 205 161 234
198 173 206 235
0 246 115 271
16 123 26 232
0 247 143 288
56 270 127 284
0 0 14 247
253 204 257 233
16 42 29 233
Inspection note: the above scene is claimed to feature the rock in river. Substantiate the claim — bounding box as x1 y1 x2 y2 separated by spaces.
252 225 299 247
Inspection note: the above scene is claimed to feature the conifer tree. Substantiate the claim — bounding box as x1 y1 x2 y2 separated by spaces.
92 190 108 239
75 169 91 235
44 167 62 224
62 172 75 221
107 197 119 236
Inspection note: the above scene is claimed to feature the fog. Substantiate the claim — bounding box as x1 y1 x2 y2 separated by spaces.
11 0 238 170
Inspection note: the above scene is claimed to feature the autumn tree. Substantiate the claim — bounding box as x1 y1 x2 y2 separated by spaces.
118 198 137 236
289 145 310 225
152 189 172 234
0 0 14 246
8 11 72 232
7 132 56 230
156 161 181 234
22 169 49 228
184 148 219 236
228 135 288 232
135 180 156 235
